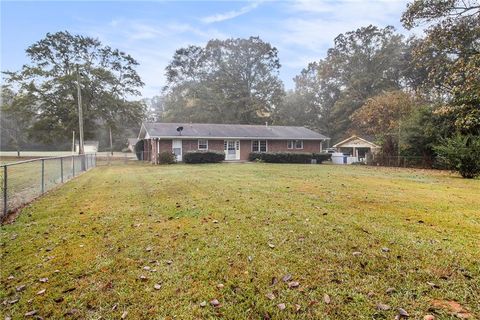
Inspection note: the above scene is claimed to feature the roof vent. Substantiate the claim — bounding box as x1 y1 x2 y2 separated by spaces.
176 126 184 135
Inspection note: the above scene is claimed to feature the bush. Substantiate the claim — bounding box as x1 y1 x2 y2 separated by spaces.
158 151 176 164
249 152 314 163
312 153 332 163
434 134 480 179
183 151 225 164
134 140 144 160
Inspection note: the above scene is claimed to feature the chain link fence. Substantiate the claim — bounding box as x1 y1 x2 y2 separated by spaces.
1 153 96 220
367 154 438 169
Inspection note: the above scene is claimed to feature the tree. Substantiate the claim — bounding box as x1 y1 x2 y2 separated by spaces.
350 90 417 155
286 26 409 142
434 134 480 179
144 95 166 122
402 0 480 134
163 37 285 124
0 86 36 156
4 31 145 144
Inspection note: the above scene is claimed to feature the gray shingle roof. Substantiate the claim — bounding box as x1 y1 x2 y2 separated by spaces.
141 123 329 140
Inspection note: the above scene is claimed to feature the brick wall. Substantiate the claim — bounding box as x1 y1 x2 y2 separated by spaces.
158 140 172 154
267 140 321 153
155 138 322 161
181 139 224 153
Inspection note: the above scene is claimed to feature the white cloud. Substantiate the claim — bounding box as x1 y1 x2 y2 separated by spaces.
75 0 415 96
200 1 261 24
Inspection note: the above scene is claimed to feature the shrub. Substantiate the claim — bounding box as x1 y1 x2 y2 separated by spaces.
249 152 314 163
134 140 144 160
183 151 225 164
434 134 480 179
158 151 176 164
312 153 332 163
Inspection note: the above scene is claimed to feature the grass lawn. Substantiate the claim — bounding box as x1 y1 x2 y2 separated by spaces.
0 163 479 319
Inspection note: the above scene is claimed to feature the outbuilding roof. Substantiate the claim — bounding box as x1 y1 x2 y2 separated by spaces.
333 135 380 148
138 122 329 140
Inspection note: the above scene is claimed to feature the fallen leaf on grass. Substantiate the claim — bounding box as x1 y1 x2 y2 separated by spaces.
271 277 278 286
323 294 331 304
265 292 275 300
398 308 409 318
277 303 286 310
282 274 292 282
210 299 220 307
16 285 26 292
154 284 161 290
121 310 128 319
39 277 48 283
268 243 275 249
37 289 46 295
288 281 300 289
25 310 37 317
376 303 390 311
386 287 396 294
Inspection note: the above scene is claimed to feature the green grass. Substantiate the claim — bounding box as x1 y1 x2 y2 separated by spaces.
1 163 479 319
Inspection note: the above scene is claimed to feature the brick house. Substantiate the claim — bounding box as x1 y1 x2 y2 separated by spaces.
137 122 329 163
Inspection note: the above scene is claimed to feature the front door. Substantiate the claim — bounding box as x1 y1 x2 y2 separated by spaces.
224 140 240 160
172 139 182 162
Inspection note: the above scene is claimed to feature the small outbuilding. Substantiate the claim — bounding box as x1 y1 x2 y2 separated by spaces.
75 140 99 153
332 135 380 164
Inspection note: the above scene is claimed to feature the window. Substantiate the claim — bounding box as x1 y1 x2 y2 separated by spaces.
295 140 303 149
287 140 303 149
252 140 267 152
198 139 208 150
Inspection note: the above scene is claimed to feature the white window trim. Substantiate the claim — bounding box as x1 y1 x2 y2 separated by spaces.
295 140 303 149
287 140 294 149
198 139 208 150
252 140 268 152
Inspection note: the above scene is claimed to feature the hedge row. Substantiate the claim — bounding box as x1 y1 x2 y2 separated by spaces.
249 152 331 163
183 151 225 163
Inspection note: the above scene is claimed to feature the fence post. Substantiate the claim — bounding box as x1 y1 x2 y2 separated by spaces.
41 159 45 194
61 157 64 183
3 166 7 217
72 156 75 177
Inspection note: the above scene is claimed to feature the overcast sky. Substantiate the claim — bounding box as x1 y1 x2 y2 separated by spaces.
1 0 412 98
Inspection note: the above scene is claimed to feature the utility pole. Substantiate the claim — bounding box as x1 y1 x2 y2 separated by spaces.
72 130 75 154
109 126 113 156
76 65 85 156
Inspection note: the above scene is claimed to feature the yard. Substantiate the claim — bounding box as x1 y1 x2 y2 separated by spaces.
0 163 479 319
